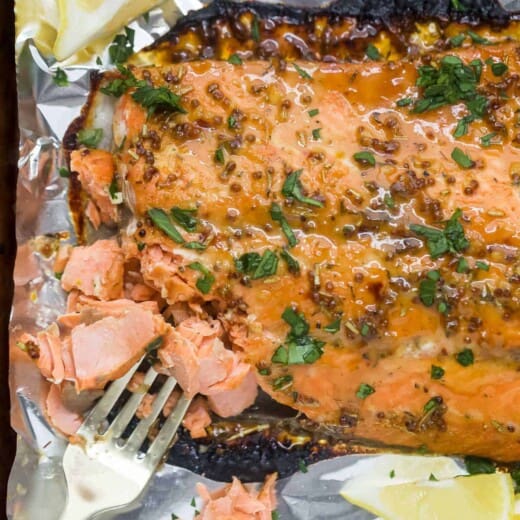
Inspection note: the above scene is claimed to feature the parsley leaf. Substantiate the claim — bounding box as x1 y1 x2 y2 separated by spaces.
476 261 489 271
410 209 469 259
450 33 466 47
480 132 498 147
324 318 341 333
491 62 508 76
456 348 474 367
308 108 319 117
228 115 237 129
464 456 495 475
293 63 312 80
282 170 324 208
188 262 215 294
228 53 243 65
77 128 103 148
236 250 279 279
270 203 298 247
451 147 474 169
396 97 413 107
419 271 440 307
467 30 490 45
431 365 445 379
312 128 321 140
171 207 198 232
214 147 225 164
423 397 441 413
251 16 260 42
235 252 262 274
282 307 309 337
356 383 375 399
280 249 300 275
272 375 293 390
456 257 470 273
365 44 381 61
132 85 186 116
298 459 308 473
58 167 70 178
353 151 376 167
108 27 135 64
53 67 68 87
147 208 184 243
100 65 142 98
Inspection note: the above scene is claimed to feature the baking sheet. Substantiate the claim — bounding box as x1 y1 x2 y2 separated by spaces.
7 0 520 518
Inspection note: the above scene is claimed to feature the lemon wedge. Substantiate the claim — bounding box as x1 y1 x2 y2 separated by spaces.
53 0 163 60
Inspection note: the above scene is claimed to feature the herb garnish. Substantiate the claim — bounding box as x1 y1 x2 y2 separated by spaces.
467 30 490 45
456 348 474 367
396 97 413 107
148 208 184 243
132 85 186 116
108 178 122 204
53 67 68 87
282 170 324 208
312 128 321 140
271 307 325 365
146 336 163 353
100 65 142 97
389 469 395 478
77 128 103 148
324 318 341 334
227 115 237 129
308 108 319 117
58 167 70 178
431 365 445 380
419 270 440 307
429 473 438 481
188 262 215 294
456 257 470 273
356 383 375 399
451 147 474 168
280 249 300 275
365 44 381 61
214 146 225 164
423 397 441 414
480 132 498 147
353 151 376 167
293 63 312 80
228 53 243 65
270 203 298 247
491 61 508 76
251 16 260 42
409 209 469 259
108 27 135 64
272 375 293 390
298 459 308 473
235 250 279 279
464 456 495 475
171 207 198 232
476 261 489 271
450 33 466 47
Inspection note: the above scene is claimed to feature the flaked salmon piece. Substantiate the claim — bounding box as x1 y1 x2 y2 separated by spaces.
70 149 117 226
207 365 257 418
45 384 83 436
71 307 158 391
195 474 277 520
127 372 146 393
136 394 155 420
61 240 124 301
85 200 102 229
182 397 211 438
53 244 72 275
134 389 182 421
36 324 66 384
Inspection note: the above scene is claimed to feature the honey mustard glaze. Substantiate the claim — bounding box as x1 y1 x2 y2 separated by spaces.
82 11 520 460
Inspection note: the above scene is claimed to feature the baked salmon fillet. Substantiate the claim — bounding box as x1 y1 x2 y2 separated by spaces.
57 39 520 461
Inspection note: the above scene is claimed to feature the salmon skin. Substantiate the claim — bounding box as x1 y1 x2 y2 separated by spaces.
75 40 520 463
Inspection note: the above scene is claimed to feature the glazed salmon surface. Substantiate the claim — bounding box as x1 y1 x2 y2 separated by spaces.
66 41 520 460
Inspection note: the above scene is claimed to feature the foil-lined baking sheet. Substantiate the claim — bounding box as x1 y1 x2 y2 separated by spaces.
7 2 376 518
9 0 520 518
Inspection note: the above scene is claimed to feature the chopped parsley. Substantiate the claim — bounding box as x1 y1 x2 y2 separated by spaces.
456 348 474 367
451 0 465 10
312 128 321 140
476 261 489 271
235 250 278 279
293 63 312 80
58 167 70 178
137 242 145 251
353 151 376 167
423 397 441 414
77 128 103 148
100 65 142 97
396 97 413 107
251 16 260 42
464 456 495 475
282 170 324 208
146 336 163 353
431 365 445 379
438 301 448 314
132 85 186 116
272 374 293 390
389 469 395 478
429 473 438 481
258 367 271 376
451 147 474 169
384 194 395 208
467 30 490 45
409 208 469 259
53 67 68 87
270 202 298 248
228 53 243 65
450 33 466 47
280 249 300 275
108 27 135 64
491 61 508 76
171 207 198 232
148 208 185 243
188 262 215 294
271 307 325 365
360 323 371 337
365 43 381 61
227 115 237 129
308 108 319 117
108 178 122 204
356 383 375 399
214 146 225 164
480 132 498 147
419 270 440 307
298 459 308 473
456 257 470 274
324 318 341 334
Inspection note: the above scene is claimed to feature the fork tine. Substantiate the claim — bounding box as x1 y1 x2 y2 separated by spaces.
105 366 158 440
78 357 143 435
124 375 177 453
144 393 192 468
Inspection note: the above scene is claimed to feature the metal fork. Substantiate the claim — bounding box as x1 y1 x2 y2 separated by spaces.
59 359 192 520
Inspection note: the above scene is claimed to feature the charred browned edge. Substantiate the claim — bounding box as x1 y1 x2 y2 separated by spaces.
63 1 520 480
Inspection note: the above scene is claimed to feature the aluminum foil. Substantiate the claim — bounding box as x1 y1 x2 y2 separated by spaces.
8 1 520 519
